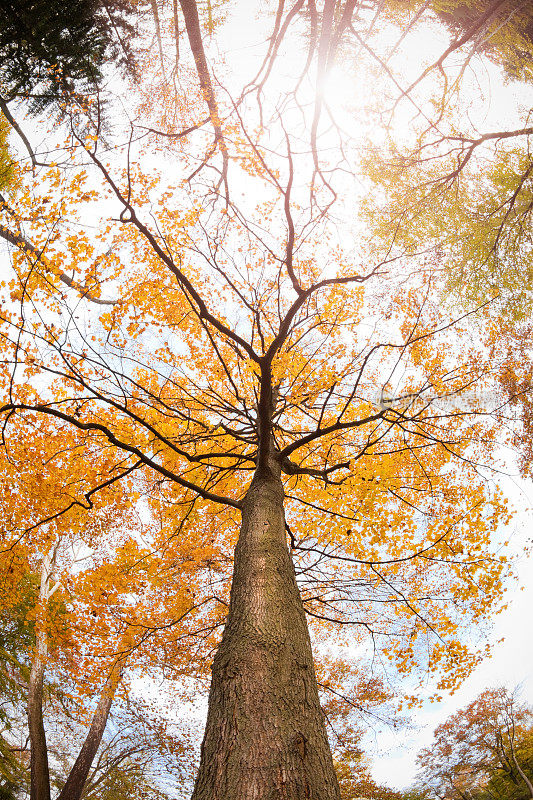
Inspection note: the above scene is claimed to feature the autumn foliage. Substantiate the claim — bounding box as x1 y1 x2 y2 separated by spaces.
0 0 528 797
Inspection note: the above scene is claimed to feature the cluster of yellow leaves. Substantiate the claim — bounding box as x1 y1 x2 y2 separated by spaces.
0 409 230 720
364 142 533 319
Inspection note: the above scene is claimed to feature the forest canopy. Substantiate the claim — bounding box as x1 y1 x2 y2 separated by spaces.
0 1 531 799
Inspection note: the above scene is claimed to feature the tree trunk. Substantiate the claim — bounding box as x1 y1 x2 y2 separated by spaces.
191 466 341 800
56 660 123 800
506 724 533 800
28 553 55 800
28 629 51 800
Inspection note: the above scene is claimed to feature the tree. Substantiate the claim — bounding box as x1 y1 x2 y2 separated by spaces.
0 577 36 800
0 579 194 800
359 0 533 470
0 0 139 170
361 0 533 319
430 0 533 81
0 1 519 798
417 689 533 800
0 413 220 800
0 0 137 112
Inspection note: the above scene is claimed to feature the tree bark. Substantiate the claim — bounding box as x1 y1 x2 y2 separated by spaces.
28 628 51 800
28 553 56 800
56 660 123 800
191 464 341 800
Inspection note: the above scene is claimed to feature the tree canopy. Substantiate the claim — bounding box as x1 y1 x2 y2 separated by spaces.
0 0 530 798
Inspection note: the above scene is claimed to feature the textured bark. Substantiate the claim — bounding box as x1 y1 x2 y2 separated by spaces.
28 632 51 800
28 554 55 800
192 465 341 800
56 661 123 800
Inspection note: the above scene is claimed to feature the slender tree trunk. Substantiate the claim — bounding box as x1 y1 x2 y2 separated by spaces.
28 554 55 800
28 628 51 800
511 755 533 800
172 0 180 72
192 465 341 800
150 0 166 81
56 660 123 800
27 542 123 800
507 727 533 800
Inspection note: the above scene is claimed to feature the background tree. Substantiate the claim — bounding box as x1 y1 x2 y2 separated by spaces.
361 0 533 315
430 0 533 81
0 577 36 800
0 412 224 800
417 689 533 800
360 0 533 478
0 0 138 111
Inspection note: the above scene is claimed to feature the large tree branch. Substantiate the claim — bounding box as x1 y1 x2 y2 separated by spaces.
0 404 242 509
32 345 250 476
0 97 42 169
136 117 210 139
281 456 350 481
178 0 229 188
278 409 385 460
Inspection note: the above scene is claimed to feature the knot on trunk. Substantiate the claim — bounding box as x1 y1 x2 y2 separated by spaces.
291 732 308 760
